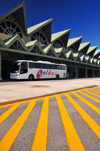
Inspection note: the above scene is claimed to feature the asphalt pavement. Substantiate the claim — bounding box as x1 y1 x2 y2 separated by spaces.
0 87 100 151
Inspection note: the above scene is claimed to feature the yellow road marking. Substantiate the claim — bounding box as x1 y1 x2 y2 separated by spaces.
56 95 85 151
0 100 36 151
0 96 44 108
87 88 100 94
91 87 99 90
92 89 100 92
91 87 100 90
72 92 100 114
0 100 30 108
31 98 49 151
65 93 100 139
0 103 20 123
78 90 100 104
83 89 100 97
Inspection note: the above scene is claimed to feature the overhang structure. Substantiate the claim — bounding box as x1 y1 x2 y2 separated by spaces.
0 2 100 80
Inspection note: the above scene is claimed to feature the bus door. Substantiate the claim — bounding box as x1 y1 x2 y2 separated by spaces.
20 62 28 79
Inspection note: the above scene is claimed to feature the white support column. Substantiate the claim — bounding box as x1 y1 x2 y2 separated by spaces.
86 66 88 78
75 65 78 78
0 52 2 80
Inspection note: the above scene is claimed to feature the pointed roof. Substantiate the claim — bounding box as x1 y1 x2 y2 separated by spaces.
0 38 5 47
86 46 98 57
54 48 63 56
25 40 37 49
27 19 53 43
73 53 81 61
43 44 57 57
67 36 83 51
94 59 97 64
78 42 91 54
66 51 74 60
97 60 100 65
43 44 52 54
5 35 18 46
0 2 27 35
25 40 43 54
80 55 85 62
93 50 100 59
4 34 27 51
90 58 94 64
58 49 67 59
85 56 90 63
51 29 71 47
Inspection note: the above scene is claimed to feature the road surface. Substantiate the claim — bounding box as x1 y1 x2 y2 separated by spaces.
0 87 100 151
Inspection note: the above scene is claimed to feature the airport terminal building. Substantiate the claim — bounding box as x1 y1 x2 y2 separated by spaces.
0 2 100 80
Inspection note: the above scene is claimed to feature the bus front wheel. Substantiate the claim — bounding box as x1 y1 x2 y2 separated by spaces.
56 74 59 80
28 75 34 81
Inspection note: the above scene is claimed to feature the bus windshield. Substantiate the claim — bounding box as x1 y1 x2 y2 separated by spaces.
11 62 21 73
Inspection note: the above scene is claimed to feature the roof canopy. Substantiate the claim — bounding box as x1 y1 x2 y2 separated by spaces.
73 53 81 61
54 48 63 56
27 19 53 43
80 55 86 62
78 42 91 55
93 50 100 59
86 46 98 57
51 29 71 48
0 2 27 35
67 36 83 52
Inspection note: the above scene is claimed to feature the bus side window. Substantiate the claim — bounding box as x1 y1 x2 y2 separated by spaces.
55 65 59 69
64 66 66 70
47 64 50 69
41 64 43 68
43 64 47 69
51 65 53 69
59 65 62 70
29 62 33 68
20 62 28 74
53 65 56 69
58 65 61 69
37 63 41 68
62 66 66 70
33 63 36 68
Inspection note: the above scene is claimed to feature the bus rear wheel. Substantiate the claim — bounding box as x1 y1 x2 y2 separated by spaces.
56 74 59 80
28 75 34 81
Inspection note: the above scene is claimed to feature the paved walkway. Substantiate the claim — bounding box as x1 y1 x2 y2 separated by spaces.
0 78 100 104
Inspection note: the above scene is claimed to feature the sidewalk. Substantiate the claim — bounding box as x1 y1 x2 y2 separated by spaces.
0 78 99 104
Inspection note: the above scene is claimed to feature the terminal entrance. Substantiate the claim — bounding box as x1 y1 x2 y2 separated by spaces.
95 70 99 77
87 69 93 77
1 60 13 79
67 66 75 78
78 68 86 78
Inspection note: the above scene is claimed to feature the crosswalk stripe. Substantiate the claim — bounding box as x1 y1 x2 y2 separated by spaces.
31 98 49 151
0 100 36 151
72 92 100 114
78 90 100 104
87 88 100 94
0 103 20 123
56 95 85 151
83 89 100 97
92 89 100 92
65 93 100 139
91 87 100 90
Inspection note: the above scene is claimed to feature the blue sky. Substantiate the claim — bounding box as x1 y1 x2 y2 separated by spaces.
0 0 100 49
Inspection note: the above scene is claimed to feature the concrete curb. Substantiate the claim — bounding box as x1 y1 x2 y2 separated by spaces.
0 85 97 106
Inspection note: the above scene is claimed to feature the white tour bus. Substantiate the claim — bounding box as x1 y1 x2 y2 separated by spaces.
10 60 67 80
